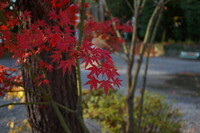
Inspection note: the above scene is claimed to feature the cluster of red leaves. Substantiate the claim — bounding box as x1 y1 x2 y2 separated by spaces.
0 65 22 96
0 1 9 11
42 0 70 8
84 17 132 51
0 1 19 29
80 41 122 93
34 74 49 86
0 0 122 95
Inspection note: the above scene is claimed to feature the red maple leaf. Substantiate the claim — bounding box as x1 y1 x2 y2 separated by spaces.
38 61 53 72
113 78 122 88
37 20 48 27
50 51 62 63
48 10 60 20
57 58 76 75
0 1 9 10
50 0 69 8
0 25 8 31
84 75 99 91
99 80 113 94
0 65 22 97
87 65 101 77
23 10 32 18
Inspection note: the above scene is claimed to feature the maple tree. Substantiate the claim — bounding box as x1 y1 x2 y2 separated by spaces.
0 1 121 95
0 0 122 132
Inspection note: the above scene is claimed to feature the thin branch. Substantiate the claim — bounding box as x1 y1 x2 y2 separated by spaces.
0 102 48 108
114 51 127 61
76 0 85 114
142 0 162 44
76 0 90 132
130 0 161 92
4 80 23 87
51 100 71 133
106 45 128 61
125 0 134 13
140 0 147 14
54 102 77 113
150 7 163 44
137 11 162 130
6 90 24 92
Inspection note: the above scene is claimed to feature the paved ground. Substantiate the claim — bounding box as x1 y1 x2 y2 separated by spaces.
1 55 200 132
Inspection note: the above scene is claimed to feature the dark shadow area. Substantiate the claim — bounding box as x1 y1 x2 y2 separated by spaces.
166 73 200 92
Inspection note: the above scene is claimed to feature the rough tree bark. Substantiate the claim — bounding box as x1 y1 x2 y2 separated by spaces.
17 1 86 133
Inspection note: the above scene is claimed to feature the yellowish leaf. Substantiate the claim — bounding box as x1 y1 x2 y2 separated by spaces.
8 105 14 110
9 121 15 128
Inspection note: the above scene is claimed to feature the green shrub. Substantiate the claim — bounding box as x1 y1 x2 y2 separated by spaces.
82 89 182 133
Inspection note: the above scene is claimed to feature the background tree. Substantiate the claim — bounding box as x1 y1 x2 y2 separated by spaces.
100 0 168 132
180 0 200 42
140 0 200 42
105 0 200 43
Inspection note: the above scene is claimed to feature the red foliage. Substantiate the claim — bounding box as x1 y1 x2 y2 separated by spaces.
0 65 22 96
0 25 8 31
84 17 132 51
0 1 9 11
0 0 122 96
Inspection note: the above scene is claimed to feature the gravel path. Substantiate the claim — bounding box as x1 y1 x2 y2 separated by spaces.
148 86 200 133
1 56 200 133
0 98 27 133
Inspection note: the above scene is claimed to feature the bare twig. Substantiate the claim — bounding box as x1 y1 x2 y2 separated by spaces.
137 1 164 132
125 0 134 13
53 101 78 113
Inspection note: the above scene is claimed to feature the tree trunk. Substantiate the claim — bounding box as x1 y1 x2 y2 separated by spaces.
18 1 85 133
22 61 83 133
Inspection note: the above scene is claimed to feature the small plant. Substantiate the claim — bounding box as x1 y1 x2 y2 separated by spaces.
83 89 126 133
134 93 182 133
83 89 182 133
8 119 31 133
